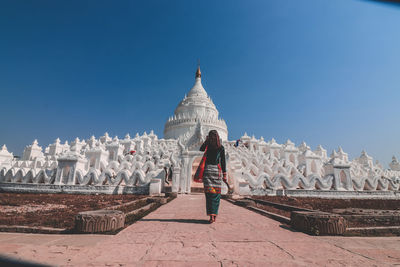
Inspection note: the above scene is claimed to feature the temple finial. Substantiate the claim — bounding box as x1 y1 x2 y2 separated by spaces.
195 60 201 78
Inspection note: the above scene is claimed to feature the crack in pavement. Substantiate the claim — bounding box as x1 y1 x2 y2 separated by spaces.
267 240 295 260
221 259 239 267
388 255 400 260
137 221 170 263
138 241 156 262
208 251 223 267
216 240 266 243
208 241 223 266
333 244 377 262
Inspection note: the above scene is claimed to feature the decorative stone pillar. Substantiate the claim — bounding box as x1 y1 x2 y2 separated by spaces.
149 169 166 195
269 138 282 159
22 140 44 161
179 152 191 193
85 145 108 169
281 139 299 166
120 134 134 155
257 137 268 154
389 156 400 171
55 157 77 185
299 150 323 177
0 145 13 170
324 157 352 190
48 138 64 157
314 145 328 161
172 166 181 193
71 137 83 152
55 151 87 185
106 137 123 161
100 132 112 144
86 135 97 148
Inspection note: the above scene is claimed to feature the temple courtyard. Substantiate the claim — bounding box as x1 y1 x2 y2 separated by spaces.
0 194 399 266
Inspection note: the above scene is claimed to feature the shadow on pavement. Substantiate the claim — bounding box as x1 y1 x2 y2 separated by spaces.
140 219 210 224
279 224 299 232
0 255 49 267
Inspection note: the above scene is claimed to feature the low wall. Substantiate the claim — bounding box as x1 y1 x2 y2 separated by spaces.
0 183 149 195
249 188 400 199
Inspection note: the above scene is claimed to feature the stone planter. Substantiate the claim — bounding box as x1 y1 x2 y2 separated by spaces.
75 210 125 233
291 211 347 235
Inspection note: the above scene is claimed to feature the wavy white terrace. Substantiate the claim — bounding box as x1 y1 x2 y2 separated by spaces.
1 67 399 195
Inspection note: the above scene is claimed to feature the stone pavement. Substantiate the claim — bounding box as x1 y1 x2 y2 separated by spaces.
0 194 400 266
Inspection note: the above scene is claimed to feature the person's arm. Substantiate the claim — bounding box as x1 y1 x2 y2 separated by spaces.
200 136 208 151
220 147 227 180
200 142 206 151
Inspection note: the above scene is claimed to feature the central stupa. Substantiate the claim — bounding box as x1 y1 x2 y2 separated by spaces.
163 66 228 145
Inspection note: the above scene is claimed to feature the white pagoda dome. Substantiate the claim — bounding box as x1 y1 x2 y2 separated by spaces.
164 66 228 142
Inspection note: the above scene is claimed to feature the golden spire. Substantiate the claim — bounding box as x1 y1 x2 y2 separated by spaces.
195 60 201 78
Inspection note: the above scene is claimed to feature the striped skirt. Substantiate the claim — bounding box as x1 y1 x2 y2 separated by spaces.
203 164 222 194
203 164 222 215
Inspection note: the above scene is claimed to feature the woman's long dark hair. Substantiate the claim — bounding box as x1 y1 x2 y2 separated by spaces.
206 130 221 150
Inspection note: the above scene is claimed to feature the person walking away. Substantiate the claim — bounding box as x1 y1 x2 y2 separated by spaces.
168 165 173 182
200 130 226 223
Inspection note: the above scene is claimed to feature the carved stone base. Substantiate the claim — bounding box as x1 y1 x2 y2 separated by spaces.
291 211 347 235
75 210 125 233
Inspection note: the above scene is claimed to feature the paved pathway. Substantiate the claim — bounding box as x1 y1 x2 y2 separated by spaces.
0 194 400 266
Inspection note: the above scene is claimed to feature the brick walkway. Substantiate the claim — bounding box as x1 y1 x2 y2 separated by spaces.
0 194 400 266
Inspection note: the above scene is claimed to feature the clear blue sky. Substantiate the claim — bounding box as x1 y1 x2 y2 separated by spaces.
0 0 399 165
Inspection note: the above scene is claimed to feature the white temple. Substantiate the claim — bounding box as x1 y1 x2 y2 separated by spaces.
164 66 228 143
1 67 400 197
